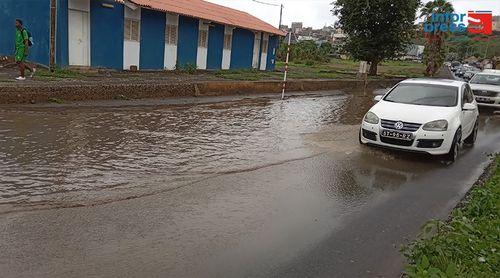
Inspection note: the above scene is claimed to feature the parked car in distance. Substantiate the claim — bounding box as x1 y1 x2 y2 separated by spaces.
360 79 479 163
450 61 461 72
469 71 500 109
456 65 474 78
463 67 481 81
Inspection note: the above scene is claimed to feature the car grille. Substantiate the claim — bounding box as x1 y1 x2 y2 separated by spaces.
380 136 414 147
476 98 495 104
473 90 498 97
380 119 422 132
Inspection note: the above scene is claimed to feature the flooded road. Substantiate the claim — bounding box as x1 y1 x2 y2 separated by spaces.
0 92 372 211
0 91 499 278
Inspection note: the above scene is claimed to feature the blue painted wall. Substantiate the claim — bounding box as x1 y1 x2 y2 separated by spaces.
266 35 278 71
206 24 224 70
230 28 254 69
0 0 51 66
139 9 165 70
177 16 199 68
90 0 124 69
56 0 69 67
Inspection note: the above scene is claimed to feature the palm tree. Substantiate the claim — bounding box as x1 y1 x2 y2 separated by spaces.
420 0 454 76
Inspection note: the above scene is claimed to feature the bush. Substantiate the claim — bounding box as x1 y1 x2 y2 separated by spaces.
277 40 332 64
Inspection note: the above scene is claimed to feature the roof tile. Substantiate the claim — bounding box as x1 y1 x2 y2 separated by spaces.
121 0 285 36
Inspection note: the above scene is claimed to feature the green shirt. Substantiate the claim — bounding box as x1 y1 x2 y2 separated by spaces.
15 29 28 52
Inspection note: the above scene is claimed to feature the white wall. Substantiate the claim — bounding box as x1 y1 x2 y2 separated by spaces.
123 6 141 70
222 26 233 70
196 21 209 70
252 32 261 69
259 33 269 71
164 13 178 70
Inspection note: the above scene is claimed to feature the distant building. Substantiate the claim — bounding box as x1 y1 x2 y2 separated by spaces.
297 35 316 42
403 44 425 61
493 16 500 32
0 0 284 71
332 28 347 43
291 22 303 33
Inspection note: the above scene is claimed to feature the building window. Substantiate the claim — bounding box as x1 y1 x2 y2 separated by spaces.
198 29 208 48
224 34 232 50
262 40 269 54
124 18 140 42
165 24 178 45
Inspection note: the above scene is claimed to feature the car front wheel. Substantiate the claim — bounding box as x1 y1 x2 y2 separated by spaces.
443 128 462 164
464 120 478 145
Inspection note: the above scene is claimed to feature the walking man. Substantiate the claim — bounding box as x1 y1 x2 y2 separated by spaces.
15 19 35 81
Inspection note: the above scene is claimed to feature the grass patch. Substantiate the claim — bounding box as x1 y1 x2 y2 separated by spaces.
403 155 500 277
214 69 281 81
35 68 84 79
48 97 64 104
212 59 424 81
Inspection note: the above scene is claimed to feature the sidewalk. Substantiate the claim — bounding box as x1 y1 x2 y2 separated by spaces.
0 66 402 104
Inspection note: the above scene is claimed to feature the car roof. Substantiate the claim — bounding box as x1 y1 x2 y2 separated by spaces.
400 78 466 88
480 69 500 75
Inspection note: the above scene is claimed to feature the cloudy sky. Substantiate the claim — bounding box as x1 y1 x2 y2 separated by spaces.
206 0 500 29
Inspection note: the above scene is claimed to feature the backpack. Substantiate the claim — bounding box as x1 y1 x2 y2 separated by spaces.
23 28 34 46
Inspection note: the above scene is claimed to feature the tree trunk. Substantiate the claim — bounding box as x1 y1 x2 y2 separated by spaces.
369 60 378 76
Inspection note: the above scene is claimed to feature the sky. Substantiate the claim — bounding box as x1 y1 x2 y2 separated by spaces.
206 0 500 29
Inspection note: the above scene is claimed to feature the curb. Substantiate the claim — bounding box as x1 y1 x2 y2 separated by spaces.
0 79 402 104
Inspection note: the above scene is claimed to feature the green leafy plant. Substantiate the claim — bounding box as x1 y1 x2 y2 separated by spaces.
175 63 197 74
403 155 500 277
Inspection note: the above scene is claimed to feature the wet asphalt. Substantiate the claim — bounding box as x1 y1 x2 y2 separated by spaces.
0 91 499 278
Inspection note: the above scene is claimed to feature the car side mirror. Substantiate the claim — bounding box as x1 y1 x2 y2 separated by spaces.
463 103 476 111
374 95 383 102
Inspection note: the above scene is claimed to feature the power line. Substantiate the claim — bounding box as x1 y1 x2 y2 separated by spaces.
251 0 281 7
250 0 284 28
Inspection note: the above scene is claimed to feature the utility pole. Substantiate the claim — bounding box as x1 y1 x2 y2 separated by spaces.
251 0 283 28
279 4 283 29
484 36 492 59
49 0 57 71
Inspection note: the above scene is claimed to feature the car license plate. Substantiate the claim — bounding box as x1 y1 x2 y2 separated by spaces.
381 129 413 141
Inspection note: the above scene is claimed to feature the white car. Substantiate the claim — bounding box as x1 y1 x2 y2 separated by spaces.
360 79 479 162
469 70 500 109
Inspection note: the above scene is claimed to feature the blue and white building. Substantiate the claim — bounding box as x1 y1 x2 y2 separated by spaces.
0 0 284 71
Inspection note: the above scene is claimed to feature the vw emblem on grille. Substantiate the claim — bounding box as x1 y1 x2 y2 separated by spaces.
394 121 404 130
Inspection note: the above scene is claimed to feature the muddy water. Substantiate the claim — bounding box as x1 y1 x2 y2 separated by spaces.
0 92 379 209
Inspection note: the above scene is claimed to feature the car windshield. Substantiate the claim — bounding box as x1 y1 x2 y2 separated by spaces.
384 83 458 107
469 74 500 86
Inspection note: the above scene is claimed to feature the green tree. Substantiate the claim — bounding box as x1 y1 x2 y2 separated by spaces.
332 0 420 75
420 0 454 76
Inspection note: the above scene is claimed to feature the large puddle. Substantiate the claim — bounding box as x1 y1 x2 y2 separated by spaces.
0 92 381 210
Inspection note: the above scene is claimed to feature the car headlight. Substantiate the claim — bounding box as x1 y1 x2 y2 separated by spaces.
363 111 379 124
423 120 448 131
